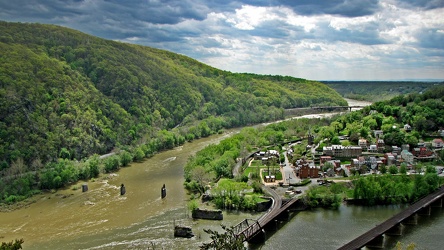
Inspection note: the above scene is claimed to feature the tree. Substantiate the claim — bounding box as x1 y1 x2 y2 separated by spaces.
87 155 100 178
379 165 387 174
200 225 245 250
133 147 145 162
0 238 24 250
399 163 407 175
388 165 398 175
190 166 214 195
331 136 340 145
119 151 132 167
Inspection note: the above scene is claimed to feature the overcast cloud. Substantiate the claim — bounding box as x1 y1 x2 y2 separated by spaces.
1 0 443 80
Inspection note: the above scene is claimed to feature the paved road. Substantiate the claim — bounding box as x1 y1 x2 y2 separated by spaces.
282 147 298 185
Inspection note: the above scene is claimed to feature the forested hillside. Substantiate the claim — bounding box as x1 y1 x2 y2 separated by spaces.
0 21 345 172
323 81 444 102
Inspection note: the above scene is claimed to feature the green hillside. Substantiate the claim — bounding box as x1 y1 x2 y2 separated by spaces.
0 21 345 169
323 81 444 102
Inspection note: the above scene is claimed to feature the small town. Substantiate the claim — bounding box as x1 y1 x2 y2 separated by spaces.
257 128 444 190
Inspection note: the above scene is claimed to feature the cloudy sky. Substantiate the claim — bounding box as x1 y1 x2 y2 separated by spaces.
1 0 443 81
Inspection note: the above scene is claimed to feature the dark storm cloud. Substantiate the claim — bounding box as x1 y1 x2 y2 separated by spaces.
398 0 444 9
415 28 444 50
279 0 380 17
318 22 389 45
0 0 207 25
226 0 381 17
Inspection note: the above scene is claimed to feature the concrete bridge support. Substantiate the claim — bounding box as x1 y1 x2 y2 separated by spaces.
263 220 278 231
432 198 443 208
366 235 385 249
403 213 418 225
418 205 431 216
385 223 403 236
276 210 290 221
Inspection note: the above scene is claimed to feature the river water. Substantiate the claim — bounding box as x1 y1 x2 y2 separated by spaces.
1 99 443 249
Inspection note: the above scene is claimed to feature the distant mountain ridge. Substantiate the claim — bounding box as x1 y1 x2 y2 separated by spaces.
0 21 346 166
323 81 444 102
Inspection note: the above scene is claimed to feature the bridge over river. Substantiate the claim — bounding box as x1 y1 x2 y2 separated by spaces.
232 186 303 243
339 186 444 249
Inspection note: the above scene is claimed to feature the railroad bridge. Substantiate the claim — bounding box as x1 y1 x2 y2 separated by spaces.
311 105 366 111
339 186 444 249
232 186 306 243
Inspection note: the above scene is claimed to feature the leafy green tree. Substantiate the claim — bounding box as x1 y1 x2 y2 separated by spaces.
190 166 215 195
103 155 120 173
389 165 398 175
0 238 24 250
379 165 387 174
331 136 340 145
399 163 407 175
59 148 71 159
133 147 145 162
119 151 132 167
200 225 245 250
88 155 100 178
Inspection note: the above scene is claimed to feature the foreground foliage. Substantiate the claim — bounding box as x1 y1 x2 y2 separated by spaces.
0 239 23 250
200 225 245 250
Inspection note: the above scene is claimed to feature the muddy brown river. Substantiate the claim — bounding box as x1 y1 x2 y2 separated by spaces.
1 129 265 249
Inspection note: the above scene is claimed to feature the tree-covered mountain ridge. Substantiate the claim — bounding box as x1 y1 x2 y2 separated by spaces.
0 21 346 167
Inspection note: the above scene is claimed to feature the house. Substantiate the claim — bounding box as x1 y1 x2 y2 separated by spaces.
368 144 378 152
295 159 319 179
255 151 266 160
439 130 444 137
320 156 332 166
264 175 275 183
404 124 412 132
432 138 444 148
377 139 385 152
325 168 335 177
374 130 383 138
367 156 378 170
384 153 396 166
267 150 280 158
323 146 333 156
333 145 362 157
412 147 433 158
392 146 401 154
358 139 368 149
401 149 414 165
350 156 367 174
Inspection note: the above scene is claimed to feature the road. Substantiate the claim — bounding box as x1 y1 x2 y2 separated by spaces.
282 146 298 185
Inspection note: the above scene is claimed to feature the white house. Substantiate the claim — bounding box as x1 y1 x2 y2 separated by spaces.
432 138 444 148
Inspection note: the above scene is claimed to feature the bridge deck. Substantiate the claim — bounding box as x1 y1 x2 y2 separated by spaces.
235 186 299 241
338 186 444 250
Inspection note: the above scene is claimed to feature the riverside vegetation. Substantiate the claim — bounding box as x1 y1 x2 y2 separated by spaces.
0 21 347 205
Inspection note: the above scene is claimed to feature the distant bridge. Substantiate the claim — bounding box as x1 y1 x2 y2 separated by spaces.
311 105 366 111
284 105 366 115
338 186 444 249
